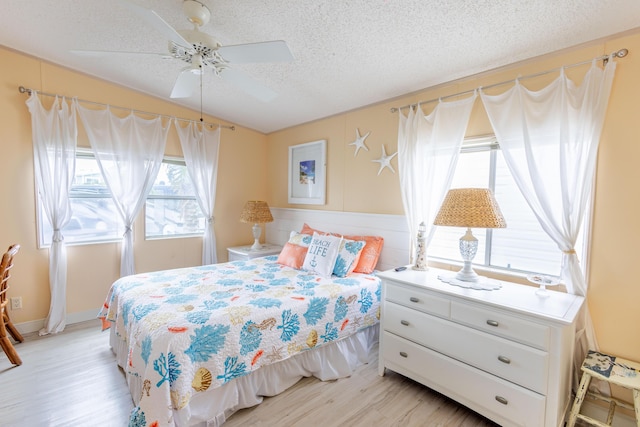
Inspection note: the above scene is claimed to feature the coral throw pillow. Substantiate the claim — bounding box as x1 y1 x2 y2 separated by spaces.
300 223 326 236
343 235 384 274
276 231 313 269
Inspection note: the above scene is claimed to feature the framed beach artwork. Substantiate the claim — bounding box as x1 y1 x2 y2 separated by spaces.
288 139 326 205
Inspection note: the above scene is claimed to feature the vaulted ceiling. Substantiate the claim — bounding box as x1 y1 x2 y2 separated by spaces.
1 1 639 133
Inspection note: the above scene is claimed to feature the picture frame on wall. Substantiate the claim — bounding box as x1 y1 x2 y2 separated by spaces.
288 139 326 205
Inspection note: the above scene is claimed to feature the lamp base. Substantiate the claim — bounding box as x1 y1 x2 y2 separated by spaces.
455 261 479 282
456 228 479 282
250 223 262 251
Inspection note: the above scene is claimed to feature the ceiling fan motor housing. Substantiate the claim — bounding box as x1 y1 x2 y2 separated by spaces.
171 29 226 73
170 2 225 72
183 0 211 27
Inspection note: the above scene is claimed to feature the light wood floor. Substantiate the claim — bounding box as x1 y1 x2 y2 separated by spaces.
0 320 499 427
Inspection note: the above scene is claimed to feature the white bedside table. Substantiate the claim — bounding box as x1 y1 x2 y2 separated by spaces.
227 243 282 261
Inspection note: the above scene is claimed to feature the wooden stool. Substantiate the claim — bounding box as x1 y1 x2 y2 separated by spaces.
567 350 640 427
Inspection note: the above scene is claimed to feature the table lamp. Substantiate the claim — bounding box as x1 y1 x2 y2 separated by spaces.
240 201 274 250
433 188 506 282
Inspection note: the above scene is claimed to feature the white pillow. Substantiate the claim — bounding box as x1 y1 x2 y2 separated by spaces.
302 232 343 277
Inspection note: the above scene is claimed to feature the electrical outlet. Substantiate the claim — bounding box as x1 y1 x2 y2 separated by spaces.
10 296 22 310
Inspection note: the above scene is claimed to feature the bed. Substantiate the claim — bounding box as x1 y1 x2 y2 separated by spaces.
99 228 384 427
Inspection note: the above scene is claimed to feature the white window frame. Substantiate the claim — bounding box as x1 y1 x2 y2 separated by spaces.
36 149 123 248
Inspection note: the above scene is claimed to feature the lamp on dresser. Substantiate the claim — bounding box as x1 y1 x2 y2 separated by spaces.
240 200 274 250
433 188 506 282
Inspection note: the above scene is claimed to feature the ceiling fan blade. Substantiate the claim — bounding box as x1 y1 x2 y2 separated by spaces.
70 49 171 59
171 68 201 98
220 67 278 102
218 40 294 64
116 0 191 48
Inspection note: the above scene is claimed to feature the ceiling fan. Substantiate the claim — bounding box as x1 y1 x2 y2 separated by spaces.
72 0 294 102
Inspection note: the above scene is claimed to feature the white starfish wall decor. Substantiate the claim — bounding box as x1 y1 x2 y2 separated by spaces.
372 145 398 175
348 128 370 157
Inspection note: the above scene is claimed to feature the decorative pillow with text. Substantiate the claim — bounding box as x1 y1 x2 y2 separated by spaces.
300 224 384 274
302 232 343 277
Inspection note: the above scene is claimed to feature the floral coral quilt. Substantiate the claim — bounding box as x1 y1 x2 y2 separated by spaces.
98 255 381 427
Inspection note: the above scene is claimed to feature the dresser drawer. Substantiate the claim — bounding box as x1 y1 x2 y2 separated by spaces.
385 281 450 318
384 301 549 393
451 301 550 350
382 331 545 427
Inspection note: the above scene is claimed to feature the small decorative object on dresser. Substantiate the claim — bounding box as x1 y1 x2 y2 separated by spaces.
378 267 584 427
413 221 428 271
527 274 559 298
227 243 282 261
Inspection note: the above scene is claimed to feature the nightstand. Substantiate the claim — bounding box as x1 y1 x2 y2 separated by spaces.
227 243 282 261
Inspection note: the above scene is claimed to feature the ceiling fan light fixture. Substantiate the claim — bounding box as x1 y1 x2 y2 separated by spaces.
191 53 204 69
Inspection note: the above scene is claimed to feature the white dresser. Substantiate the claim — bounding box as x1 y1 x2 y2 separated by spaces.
377 268 584 427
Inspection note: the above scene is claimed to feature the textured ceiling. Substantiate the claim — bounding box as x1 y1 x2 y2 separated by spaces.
1 1 639 133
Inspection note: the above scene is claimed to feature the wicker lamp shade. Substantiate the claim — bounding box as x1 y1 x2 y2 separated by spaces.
433 188 506 282
240 201 274 224
433 188 506 229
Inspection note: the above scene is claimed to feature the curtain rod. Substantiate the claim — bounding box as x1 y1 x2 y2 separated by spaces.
390 48 628 113
17 86 235 131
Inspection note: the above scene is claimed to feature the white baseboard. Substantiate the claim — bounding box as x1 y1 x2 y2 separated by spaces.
15 309 99 336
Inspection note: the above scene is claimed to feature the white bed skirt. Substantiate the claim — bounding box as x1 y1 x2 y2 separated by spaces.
110 323 379 426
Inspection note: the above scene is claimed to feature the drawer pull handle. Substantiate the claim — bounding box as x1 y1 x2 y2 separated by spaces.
498 355 511 364
399 351 408 358
409 297 419 303
486 320 499 327
400 320 410 326
495 396 508 405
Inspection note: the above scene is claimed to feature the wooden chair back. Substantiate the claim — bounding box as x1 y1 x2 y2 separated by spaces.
0 244 20 307
0 244 23 366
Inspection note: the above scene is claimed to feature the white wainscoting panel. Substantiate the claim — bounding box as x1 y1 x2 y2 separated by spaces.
266 208 410 272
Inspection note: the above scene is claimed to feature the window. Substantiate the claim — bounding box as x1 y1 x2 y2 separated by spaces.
38 151 123 247
429 136 580 276
145 159 205 239
38 153 206 246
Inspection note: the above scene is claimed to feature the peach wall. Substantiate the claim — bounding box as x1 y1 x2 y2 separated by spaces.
267 30 640 365
3 27 639 385
0 46 268 327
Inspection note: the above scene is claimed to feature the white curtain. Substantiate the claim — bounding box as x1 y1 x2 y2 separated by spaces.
398 93 477 261
26 92 78 335
174 120 221 265
78 106 168 277
480 59 616 383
